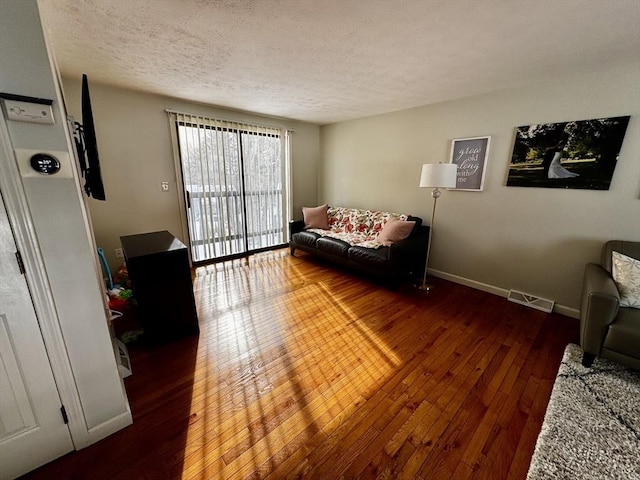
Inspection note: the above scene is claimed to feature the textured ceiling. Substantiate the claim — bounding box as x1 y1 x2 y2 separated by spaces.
38 0 640 125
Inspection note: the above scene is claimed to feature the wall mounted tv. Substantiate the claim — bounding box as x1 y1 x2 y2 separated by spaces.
73 74 105 200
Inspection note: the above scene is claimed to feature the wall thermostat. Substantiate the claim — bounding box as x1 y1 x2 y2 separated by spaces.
30 153 61 175
14 149 73 179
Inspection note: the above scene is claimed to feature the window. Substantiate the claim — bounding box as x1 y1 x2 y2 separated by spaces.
170 113 290 262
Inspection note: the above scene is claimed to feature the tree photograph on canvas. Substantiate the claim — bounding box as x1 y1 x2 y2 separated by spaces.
506 116 630 190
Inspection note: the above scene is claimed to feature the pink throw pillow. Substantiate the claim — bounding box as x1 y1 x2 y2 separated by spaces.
376 219 415 246
302 204 329 229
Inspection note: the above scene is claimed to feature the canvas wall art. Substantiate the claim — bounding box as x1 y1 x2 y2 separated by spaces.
449 136 490 191
506 115 630 190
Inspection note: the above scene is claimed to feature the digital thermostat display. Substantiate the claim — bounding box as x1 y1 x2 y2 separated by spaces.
30 153 61 175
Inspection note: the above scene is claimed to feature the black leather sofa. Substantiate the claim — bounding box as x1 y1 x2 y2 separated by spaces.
289 216 429 283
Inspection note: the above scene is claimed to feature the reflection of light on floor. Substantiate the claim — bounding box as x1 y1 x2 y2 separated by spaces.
180 250 402 478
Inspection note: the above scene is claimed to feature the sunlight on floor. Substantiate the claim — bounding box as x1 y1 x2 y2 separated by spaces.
181 250 402 478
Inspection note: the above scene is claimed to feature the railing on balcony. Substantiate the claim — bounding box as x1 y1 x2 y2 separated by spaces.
186 187 284 262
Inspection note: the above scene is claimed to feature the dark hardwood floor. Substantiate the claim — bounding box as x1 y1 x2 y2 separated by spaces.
23 249 578 479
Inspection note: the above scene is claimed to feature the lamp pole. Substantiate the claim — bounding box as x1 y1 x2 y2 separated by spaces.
417 162 457 292
419 187 440 291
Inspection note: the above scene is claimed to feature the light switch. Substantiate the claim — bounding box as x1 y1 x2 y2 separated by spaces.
161 181 169 192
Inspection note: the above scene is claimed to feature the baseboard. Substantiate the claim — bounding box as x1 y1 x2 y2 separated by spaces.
84 409 133 447
552 304 580 319
429 269 509 297
429 269 580 319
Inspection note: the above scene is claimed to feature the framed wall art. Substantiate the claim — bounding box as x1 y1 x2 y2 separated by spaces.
506 115 630 190
448 136 491 191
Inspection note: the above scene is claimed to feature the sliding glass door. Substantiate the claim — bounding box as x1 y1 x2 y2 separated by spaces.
172 114 290 262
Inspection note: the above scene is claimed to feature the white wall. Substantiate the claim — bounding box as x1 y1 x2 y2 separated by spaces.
0 0 130 441
320 63 640 314
60 80 320 270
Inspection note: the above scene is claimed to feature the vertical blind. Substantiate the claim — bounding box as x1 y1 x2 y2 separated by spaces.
169 112 290 262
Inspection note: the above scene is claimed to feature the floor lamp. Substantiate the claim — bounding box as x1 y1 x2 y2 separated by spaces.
418 163 458 291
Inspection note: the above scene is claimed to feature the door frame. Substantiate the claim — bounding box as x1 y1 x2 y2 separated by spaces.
167 114 293 264
168 118 192 263
0 115 90 448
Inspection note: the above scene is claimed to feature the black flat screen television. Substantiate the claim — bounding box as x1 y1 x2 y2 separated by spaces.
78 73 105 200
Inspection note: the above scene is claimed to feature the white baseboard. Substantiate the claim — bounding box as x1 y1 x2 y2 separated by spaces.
85 409 133 447
429 269 580 320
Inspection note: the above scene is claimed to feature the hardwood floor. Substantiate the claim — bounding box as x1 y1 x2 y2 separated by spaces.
23 249 578 479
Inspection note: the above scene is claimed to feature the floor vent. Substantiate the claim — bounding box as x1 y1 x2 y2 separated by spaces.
507 289 555 313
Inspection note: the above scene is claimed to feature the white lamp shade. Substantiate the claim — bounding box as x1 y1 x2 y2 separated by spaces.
419 163 458 188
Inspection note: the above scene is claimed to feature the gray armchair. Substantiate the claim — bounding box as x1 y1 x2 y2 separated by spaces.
580 240 640 370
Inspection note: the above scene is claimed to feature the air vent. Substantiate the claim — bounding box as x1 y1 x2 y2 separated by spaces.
507 289 555 313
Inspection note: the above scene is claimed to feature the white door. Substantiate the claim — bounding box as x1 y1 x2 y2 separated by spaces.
0 192 74 480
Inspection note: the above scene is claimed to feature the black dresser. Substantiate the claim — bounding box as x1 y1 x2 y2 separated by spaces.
120 230 199 343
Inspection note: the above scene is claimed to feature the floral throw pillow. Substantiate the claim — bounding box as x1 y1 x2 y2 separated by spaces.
327 207 345 229
612 251 640 308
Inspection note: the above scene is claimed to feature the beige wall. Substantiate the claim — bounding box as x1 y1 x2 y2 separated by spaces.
320 63 640 314
60 62 639 314
61 79 320 270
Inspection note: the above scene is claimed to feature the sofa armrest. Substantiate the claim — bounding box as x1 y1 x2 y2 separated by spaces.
389 225 429 273
580 263 620 356
289 220 305 240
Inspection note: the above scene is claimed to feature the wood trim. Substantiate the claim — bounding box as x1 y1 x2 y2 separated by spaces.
0 114 89 448
166 112 191 262
85 410 133 445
